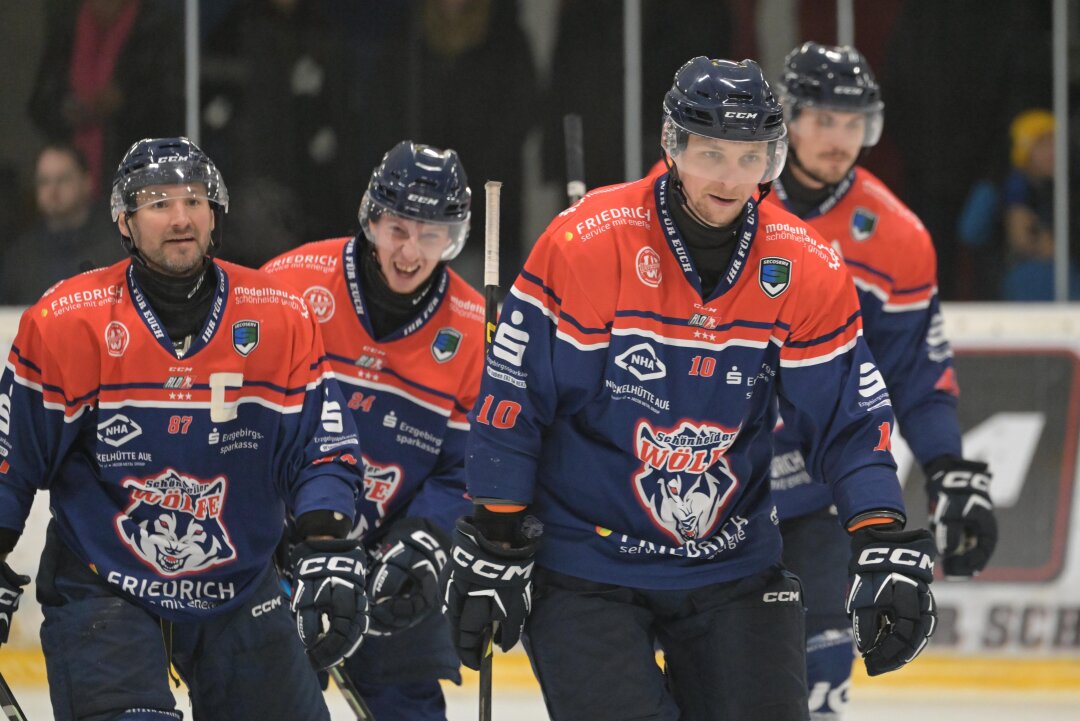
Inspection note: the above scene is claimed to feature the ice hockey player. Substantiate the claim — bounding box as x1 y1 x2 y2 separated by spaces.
0 137 369 721
263 140 484 721
764 42 997 719
439 56 939 721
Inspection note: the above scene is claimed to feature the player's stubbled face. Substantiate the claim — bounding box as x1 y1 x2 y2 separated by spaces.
369 213 451 294
675 135 771 227
120 183 215 277
788 107 865 185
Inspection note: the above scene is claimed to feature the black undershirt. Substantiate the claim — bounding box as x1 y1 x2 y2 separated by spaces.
778 162 836 219
132 260 216 352
357 239 442 339
667 185 742 297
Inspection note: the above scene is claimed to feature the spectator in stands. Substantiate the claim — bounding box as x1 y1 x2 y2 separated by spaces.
1000 109 1080 300
27 0 183 196
0 143 121 304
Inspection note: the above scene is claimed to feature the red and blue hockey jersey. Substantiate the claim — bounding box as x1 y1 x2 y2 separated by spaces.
0 260 363 620
262 238 484 536
766 167 959 519
466 174 905 590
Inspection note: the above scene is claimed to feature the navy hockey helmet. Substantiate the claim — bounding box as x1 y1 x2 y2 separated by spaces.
662 57 788 183
779 42 884 146
110 137 229 255
359 141 471 262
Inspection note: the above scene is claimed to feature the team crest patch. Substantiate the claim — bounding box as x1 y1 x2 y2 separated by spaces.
303 286 336 323
105 321 130 357
851 207 878 241
636 246 662 288
431 327 463 363
759 257 791 298
116 469 236 576
232 320 260 356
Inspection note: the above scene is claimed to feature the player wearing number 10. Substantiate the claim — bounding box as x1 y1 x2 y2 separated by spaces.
263 140 485 721
439 57 939 721
0 137 368 721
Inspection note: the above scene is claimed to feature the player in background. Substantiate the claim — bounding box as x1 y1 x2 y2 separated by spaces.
439 57 939 721
0 137 369 721
766 43 998 719
263 141 484 721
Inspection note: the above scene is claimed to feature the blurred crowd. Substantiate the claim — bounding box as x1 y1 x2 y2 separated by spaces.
1 0 1074 304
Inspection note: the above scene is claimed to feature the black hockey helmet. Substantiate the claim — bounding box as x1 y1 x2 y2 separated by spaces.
779 42 884 146
358 141 471 261
110 137 228 255
662 57 788 183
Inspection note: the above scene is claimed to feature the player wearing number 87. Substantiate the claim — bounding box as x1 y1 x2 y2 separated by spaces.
262 140 485 721
0 137 367 720
439 56 933 721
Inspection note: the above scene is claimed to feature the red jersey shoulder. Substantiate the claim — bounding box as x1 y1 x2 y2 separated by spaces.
756 201 845 280
545 176 656 247
524 177 659 321
444 268 485 328
260 237 349 324
34 260 129 326
261 237 348 278
219 260 315 326
836 168 936 290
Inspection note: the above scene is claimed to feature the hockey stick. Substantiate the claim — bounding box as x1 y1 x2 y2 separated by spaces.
563 114 586 205
0 669 28 721
327 665 375 721
479 180 503 721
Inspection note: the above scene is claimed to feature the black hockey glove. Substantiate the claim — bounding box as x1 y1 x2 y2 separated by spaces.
925 457 997 577
0 561 30 646
440 516 536 670
846 525 937 676
289 539 370 670
367 517 451 636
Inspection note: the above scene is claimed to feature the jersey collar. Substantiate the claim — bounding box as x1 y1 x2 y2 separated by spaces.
773 167 857 220
342 236 449 341
653 173 759 301
127 261 229 359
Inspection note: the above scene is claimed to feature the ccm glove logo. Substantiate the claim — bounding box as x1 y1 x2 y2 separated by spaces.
939 469 991 493
856 547 935 572
298 556 366 576
451 546 533 582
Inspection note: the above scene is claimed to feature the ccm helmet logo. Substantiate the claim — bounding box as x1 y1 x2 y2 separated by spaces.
725 111 758 119
298 556 365 576
763 591 801 603
452 547 533 582
857 548 934 571
406 193 439 205
251 595 282 617
833 86 864 95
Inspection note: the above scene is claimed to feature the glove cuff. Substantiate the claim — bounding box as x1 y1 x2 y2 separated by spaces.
457 517 537 560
